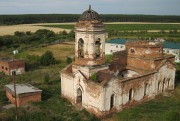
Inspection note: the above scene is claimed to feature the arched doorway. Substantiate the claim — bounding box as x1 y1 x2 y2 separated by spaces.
158 81 161 91
78 38 84 58
95 38 101 58
129 88 133 101
162 79 165 92
110 94 114 109
76 88 82 104
167 79 170 89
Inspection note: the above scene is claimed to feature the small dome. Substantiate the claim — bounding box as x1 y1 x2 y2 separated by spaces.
79 5 100 21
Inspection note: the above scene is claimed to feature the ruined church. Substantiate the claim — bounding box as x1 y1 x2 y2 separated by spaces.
60 6 176 117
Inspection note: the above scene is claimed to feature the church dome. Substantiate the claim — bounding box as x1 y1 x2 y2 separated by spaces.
79 5 100 21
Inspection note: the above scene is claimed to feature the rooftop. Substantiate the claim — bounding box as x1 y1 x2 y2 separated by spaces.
5 83 42 95
163 41 180 49
79 5 100 21
106 38 127 44
0 57 22 62
106 39 180 49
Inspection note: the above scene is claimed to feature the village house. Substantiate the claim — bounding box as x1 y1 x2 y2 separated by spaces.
60 6 176 117
0 57 25 75
4 83 42 107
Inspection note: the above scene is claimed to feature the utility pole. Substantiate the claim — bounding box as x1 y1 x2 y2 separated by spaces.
12 71 18 120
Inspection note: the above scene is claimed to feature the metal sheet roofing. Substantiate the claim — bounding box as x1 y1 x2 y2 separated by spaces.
163 41 180 49
106 38 127 44
106 38 180 49
5 83 42 95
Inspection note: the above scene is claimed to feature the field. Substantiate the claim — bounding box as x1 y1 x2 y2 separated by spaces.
0 23 71 36
28 42 74 61
1 22 180 36
41 23 180 31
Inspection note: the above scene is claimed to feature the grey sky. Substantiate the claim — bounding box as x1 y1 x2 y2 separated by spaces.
0 0 180 15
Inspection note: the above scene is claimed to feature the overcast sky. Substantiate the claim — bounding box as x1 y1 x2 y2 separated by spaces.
0 0 180 15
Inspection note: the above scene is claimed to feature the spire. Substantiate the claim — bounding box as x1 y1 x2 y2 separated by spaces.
89 5 91 11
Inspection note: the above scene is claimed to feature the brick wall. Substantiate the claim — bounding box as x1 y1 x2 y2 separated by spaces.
6 90 41 107
0 60 25 75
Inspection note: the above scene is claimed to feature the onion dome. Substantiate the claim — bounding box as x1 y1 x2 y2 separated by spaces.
79 5 100 21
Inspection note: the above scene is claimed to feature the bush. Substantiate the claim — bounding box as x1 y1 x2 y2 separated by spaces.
40 51 56 66
90 73 97 82
66 57 72 64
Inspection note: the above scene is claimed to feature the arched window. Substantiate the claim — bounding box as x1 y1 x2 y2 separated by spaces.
129 88 133 101
110 94 114 109
95 38 101 58
76 88 82 104
144 83 148 96
130 48 135 53
78 38 84 58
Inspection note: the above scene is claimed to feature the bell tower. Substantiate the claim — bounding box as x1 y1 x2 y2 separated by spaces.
74 5 106 66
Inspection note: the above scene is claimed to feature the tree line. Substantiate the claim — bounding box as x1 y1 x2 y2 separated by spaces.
0 14 180 25
0 29 75 49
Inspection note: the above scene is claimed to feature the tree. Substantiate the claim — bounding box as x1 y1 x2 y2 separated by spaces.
66 57 72 64
40 51 56 66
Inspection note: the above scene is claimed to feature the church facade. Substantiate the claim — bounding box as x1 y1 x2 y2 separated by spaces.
60 7 176 117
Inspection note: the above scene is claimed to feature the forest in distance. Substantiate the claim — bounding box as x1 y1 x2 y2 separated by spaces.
0 14 180 25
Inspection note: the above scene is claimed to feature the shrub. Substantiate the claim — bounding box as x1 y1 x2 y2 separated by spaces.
66 57 72 64
90 73 97 81
40 51 56 66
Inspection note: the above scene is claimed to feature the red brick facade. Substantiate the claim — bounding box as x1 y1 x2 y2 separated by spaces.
6 89 41 107
0 58 25 75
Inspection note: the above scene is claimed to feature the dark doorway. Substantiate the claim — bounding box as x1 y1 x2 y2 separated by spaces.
76 88 82 104
162 79 165 92
110 94 114 109
167 79 170 89
129 88 133 101
12 71 16 76
144 83 148 96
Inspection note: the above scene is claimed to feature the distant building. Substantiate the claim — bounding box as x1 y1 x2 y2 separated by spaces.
4 83 42 107
13 50 19 55
105 39 180 63
163 42 180 63
60 6 176 117
105 39 126 54
0 58 25 75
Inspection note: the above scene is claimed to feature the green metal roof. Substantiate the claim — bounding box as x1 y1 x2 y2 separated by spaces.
106 38 127 44
106 38 180 49
163 41 180 49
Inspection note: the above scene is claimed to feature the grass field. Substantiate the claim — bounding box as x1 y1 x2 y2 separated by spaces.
41 23 180 31
0 24 71 36
1 22 180 36
28 42 74 61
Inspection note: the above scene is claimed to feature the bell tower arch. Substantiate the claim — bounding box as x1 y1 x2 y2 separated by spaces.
74 6 106 66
